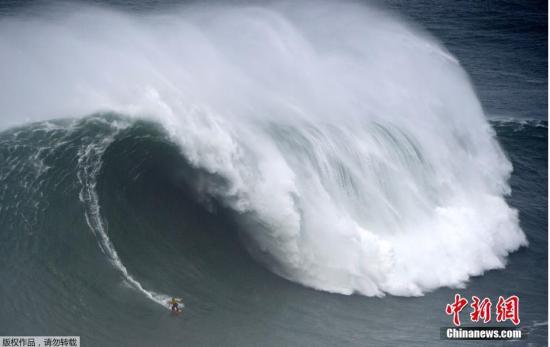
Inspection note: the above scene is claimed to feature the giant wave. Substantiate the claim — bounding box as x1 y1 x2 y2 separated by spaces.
0 1 527 300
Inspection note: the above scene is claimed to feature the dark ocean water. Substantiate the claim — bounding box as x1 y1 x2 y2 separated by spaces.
0 116 546 346
0 1 547 346
383 0 547 120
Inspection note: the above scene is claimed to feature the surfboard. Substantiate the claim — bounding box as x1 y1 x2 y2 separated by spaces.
168 298 184 315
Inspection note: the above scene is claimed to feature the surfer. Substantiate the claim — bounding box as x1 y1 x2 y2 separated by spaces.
168 298 182 313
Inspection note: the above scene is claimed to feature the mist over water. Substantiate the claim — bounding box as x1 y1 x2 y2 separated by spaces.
0 1 528 298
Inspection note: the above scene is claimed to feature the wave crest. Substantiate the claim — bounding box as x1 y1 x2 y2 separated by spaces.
0 1 527 296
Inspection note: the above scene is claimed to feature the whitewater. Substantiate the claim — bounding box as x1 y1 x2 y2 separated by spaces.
0 0 527 299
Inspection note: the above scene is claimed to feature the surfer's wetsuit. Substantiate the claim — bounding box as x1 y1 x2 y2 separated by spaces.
169 299 179 312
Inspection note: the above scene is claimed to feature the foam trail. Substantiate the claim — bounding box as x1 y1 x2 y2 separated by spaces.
76 118 171 308
0 1 527 296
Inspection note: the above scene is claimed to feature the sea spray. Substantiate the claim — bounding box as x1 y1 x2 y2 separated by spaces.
0 1 527 296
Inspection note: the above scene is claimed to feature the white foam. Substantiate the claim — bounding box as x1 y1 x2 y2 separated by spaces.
75 118 171 308
0 1 527 296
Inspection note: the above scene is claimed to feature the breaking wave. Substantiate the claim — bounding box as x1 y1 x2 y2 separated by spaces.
0 1 527 298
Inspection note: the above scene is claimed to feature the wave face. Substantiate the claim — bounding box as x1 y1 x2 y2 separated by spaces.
0 1 527 296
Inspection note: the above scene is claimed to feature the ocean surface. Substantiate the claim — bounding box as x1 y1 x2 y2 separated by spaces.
0 1 547 346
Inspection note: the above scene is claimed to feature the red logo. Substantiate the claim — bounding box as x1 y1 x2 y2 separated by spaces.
445 294 520 326
445 294 468 326
496 295 520 325
470 296 492 323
